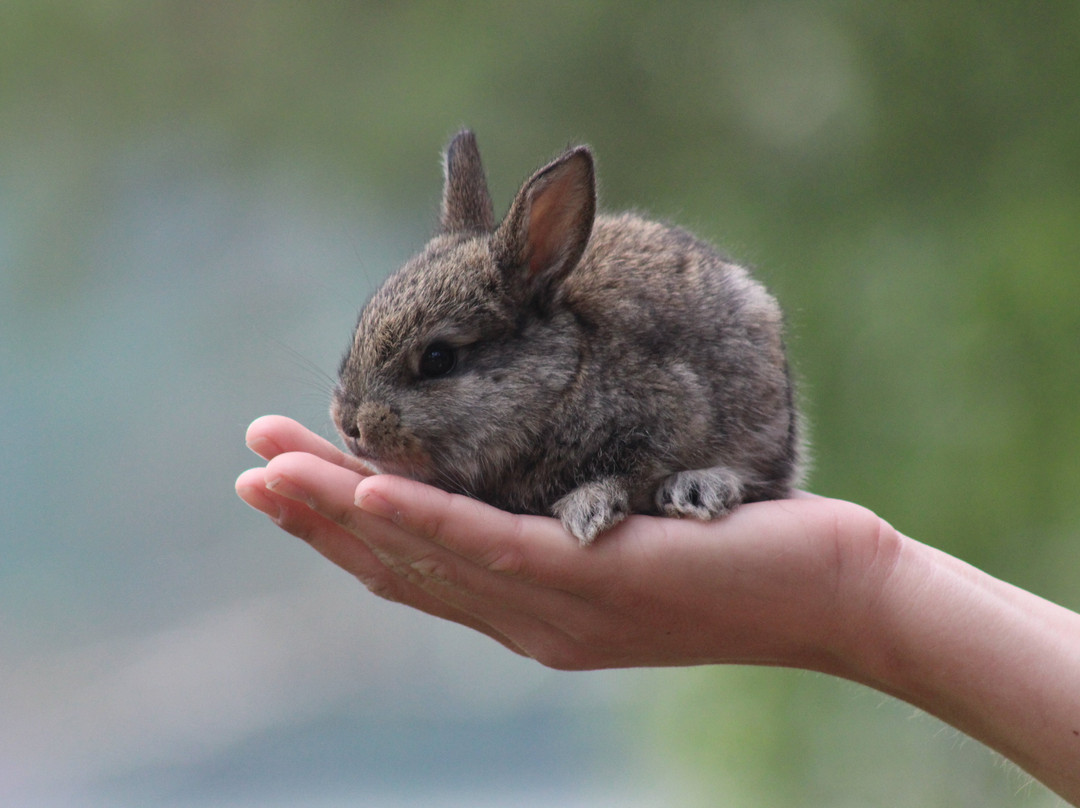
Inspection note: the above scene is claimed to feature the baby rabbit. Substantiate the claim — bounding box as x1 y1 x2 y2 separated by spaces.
333 130 803 544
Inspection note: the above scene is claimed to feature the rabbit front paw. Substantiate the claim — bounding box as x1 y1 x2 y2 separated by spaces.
552 479 631 546
655 467 743 521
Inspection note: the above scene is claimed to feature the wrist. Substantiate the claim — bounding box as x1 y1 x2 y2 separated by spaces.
833 530 936 694
728 499 910 682
811 509 911 685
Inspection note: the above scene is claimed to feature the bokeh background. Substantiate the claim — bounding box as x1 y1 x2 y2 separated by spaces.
3 3 1078 806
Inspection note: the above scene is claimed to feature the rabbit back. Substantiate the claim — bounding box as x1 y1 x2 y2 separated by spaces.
556 212 800 503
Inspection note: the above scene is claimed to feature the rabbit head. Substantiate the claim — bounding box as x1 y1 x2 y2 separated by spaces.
332 131 599 500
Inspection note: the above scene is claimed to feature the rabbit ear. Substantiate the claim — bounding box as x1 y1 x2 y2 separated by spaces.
493 146 596 297
440 130 495 234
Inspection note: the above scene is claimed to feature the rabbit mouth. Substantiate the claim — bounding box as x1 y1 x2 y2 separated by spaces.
341 436 433 481
357 456 415 477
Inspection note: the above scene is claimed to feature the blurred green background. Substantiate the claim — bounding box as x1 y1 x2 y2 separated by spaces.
2 2 1077 806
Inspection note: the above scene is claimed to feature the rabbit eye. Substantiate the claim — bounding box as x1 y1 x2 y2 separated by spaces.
419 342 457 378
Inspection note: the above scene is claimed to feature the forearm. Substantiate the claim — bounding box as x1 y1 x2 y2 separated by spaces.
848 535 1080 803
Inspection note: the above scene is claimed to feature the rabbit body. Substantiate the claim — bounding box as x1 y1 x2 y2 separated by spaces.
333 131 802 544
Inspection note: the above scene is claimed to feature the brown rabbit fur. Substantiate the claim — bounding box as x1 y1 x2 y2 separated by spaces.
333 130 803 544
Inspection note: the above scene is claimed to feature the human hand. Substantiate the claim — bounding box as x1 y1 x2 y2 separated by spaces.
235 415 894 675
237 416 1080 802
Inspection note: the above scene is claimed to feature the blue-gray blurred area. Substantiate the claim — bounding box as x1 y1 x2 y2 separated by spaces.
1 3 1077 807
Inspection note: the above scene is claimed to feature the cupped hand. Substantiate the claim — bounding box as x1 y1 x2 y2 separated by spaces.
237 416 1080 803
236 415 897 675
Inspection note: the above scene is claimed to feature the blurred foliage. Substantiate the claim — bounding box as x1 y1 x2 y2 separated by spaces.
3 1 1078 805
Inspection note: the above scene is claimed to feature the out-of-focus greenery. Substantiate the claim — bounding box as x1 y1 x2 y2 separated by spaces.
3 2 1077 805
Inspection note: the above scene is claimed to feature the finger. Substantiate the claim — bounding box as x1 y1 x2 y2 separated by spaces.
257 453 429 596
262 450 372 528
354 474 599 589
238 459 378 572
245 414 373 475
349 477 619 655
236 466 286 519
236 464 528 655
352 503 595 667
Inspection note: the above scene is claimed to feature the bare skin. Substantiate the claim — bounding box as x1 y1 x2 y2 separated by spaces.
236 415 1080 804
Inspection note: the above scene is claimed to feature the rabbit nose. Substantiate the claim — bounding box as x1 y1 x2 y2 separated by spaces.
330 391 365 442
355 402 400 440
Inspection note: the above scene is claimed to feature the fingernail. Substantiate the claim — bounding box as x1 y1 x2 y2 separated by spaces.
355 487 398 521
246 435 279 459
265 475 308 503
